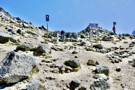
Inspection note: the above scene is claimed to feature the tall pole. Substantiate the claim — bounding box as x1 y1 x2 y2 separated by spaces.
46 15 49 40
47 21 48 39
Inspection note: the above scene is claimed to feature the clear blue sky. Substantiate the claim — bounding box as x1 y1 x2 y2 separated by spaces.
0 0 135 34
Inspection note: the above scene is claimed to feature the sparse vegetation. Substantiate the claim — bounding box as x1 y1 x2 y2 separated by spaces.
80 34 86 38
32 65 39 74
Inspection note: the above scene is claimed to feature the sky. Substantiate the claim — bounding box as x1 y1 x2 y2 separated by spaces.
0 0 135 34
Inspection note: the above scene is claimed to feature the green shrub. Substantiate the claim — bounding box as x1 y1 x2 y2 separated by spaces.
80 34 86 38
32 66 39 74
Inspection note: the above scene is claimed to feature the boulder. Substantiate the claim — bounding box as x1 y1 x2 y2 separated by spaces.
123 41 128 44
52 46 64 51
102 36 113 41
72 51 78 54
80 41 86 46
93 44 103 49
64 59 80 69
69 80 80 90
23 23 29 28
16 29 22 34
79 86 87 90
16 44 33 51
0 51 36 85
87 60 99 66
34 44 51 56
0 30 17 43
26 31 37 35
90 79 110 90
38 25 47 30
93 74 108 80
7 29 16 34
116 66 121 72
132 62 135 67
95 66 109 76
20 80 39 90
19 80 44 90
71 33 78 39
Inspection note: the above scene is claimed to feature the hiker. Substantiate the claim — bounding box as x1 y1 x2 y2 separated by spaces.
113 26 116 34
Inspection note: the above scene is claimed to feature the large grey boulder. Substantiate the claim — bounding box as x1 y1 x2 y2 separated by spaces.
34 44 51 56
0 51 36 85
0 30 17 43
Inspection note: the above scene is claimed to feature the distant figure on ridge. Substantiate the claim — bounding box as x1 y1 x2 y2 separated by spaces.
113 26 116 34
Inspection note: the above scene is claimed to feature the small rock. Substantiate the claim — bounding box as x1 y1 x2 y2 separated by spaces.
72 51 78 54
19 80 44 90
116 66 121 72
69 80 80 90
123 41 128 44
16 44 32 51
78 86 87 90
41 59 52 63
87 60 99 66
102 36 113 41
95 65 109 76
34 44 51 56
64 59 80 69
45 55 52 59
90 79 110 90
93 74 107 80
74 56 78 58
52 68 59 73
93 44 103 49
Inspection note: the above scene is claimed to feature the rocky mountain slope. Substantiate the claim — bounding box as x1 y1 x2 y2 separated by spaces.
0 7 135 90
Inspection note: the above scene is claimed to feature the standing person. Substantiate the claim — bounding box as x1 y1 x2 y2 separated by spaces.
113 26 116 34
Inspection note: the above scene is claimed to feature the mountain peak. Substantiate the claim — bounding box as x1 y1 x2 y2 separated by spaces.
0 7 11 17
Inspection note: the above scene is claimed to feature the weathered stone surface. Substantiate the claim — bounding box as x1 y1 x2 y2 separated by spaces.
23 23 29 28
93 44 103 49
90 79 110 90
19 80 43 90
65 59 80 68
16 29 22 34
116 66 121 72
87 60 99 66
0 30 17 43
16 44 33 51
0 51 36 84
70 80 80 90
79 86 87 90
95 66 109 76
102 36 113 41
52 45 64 51
93 74 107 80
34 44 51 56
26 31 37 35
72 51 78 54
